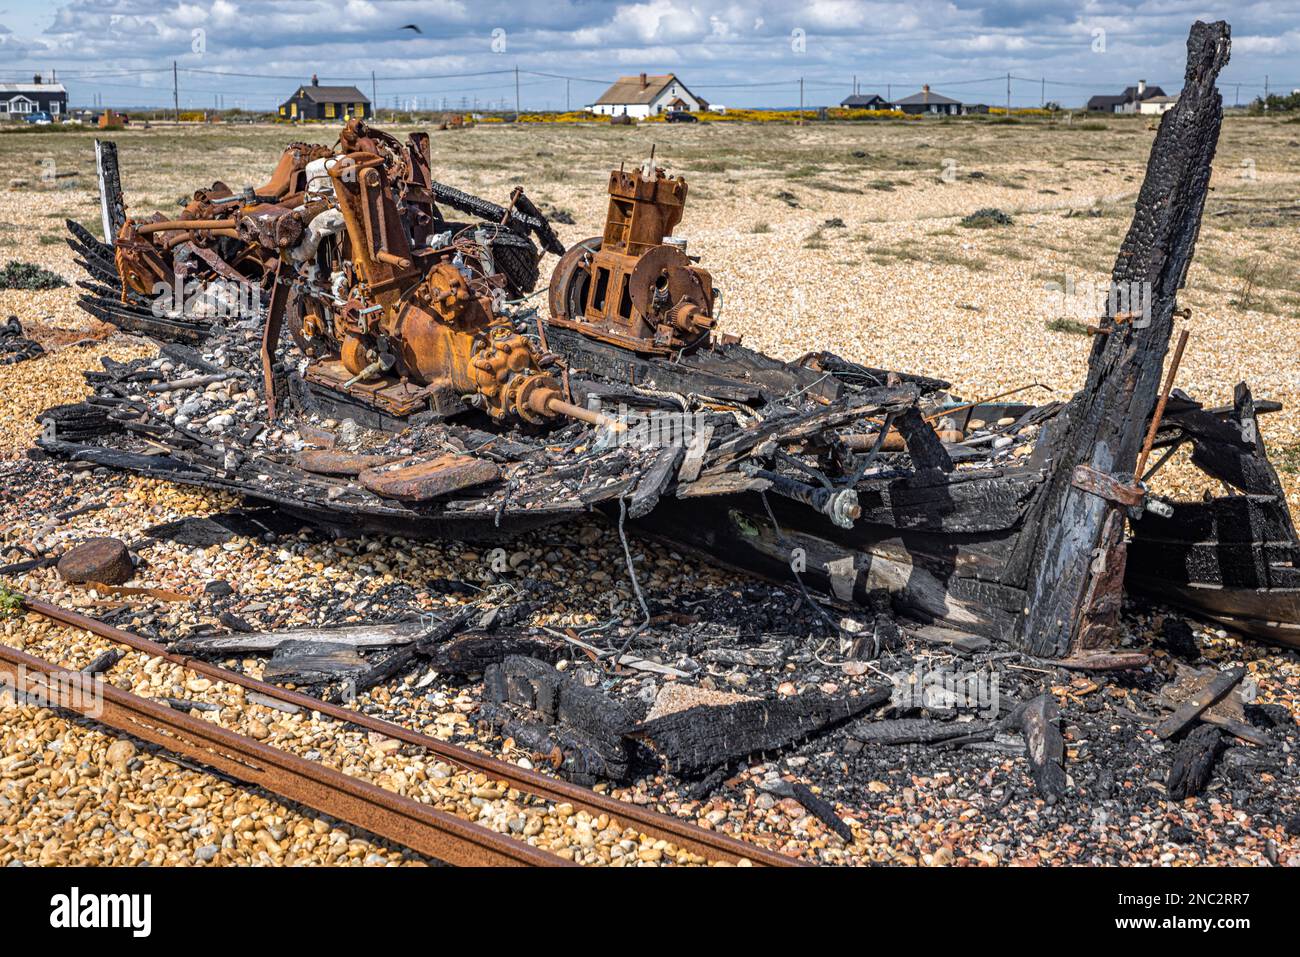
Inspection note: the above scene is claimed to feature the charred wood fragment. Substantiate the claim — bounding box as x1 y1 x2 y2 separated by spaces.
631 685 890 777
263 639 369 685
1021 694 1067 804
763 779 854 842
425 630 569 676
846 717 992 746
1166 724 1224 800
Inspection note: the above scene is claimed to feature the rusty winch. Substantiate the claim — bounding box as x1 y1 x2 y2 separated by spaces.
548 156 715 355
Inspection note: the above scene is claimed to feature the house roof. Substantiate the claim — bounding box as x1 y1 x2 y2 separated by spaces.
1122 84 1166 101
892 88 961 106
1142 95 1178 105
1087 85 1167 109
292 84 369 104
0 83 67 95
596 74 688 106
841 93 887 107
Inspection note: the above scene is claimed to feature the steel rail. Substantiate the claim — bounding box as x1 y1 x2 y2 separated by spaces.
0 640 565 867
18 598 798 866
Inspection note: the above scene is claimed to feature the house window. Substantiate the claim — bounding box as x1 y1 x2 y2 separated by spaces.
50 101 60 115
279 105 286 116
9 97 32 115
0 102 8 114
325 103 336 118
352 103 362 116
290 102 298 118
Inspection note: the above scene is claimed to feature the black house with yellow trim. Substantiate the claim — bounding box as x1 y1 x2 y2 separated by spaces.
279 75 369 121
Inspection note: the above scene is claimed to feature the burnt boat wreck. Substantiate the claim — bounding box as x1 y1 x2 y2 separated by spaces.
37 20 1300 660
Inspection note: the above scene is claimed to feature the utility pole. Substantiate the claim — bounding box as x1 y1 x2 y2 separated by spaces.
1005 71 1011 113
515 65 520 114
799 76 804 124
371 70 377 115
172 60 179 122
1041 76 1045 107
566 78 570 112
852 73 857 96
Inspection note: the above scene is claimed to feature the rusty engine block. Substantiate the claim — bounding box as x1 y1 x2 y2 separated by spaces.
548 156 715 356
104 119 598 428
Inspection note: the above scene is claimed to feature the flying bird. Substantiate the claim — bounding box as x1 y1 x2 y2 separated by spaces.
400 24 422 33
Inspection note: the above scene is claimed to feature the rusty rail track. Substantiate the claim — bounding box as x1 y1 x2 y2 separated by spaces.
0 640 564 866
13 597 800 867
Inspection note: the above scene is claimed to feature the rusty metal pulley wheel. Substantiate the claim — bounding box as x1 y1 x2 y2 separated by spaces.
546 236 601 321
628 244 704 318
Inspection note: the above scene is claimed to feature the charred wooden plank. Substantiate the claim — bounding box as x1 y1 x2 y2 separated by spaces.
631 685 890 777
847 717 991 746
1013 21 1232 657
1156 665 1245 739
172 621 428 656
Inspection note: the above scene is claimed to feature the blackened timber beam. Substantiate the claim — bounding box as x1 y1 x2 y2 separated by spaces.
1013 21 1231 657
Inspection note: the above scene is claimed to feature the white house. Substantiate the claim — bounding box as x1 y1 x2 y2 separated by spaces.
589 73 707 118
1138 95 1178 115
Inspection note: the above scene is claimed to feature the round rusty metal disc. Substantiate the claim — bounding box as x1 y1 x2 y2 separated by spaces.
546 236 601 321
629 244 704 318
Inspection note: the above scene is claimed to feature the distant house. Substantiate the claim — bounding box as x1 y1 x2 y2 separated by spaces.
1138 95 1178 115
589 73 707 118
0 75 67 120
279 75 369 121
1086 80 1167 113
840 93 889 109
890 85 964 115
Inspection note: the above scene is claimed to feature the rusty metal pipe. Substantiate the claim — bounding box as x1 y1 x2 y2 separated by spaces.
1135 328 1190 478
544 395 625 431
136 218 238 235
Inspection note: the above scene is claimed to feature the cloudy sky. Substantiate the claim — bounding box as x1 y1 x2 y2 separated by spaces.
0 1 1295 110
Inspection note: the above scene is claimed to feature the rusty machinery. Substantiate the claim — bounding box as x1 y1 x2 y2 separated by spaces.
547 156 716 356
106 119 598 428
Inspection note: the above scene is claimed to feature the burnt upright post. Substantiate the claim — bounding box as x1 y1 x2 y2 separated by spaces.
1014 21 1232 657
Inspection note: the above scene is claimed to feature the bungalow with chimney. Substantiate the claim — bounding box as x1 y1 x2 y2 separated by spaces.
279 75 370 121
589 73 707 118
0 74 67 120
890 85 964 115
1086 79 1167 113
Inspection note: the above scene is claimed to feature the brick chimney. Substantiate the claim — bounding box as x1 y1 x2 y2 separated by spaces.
639 72 647 89
33 72 41 84
922 83 930 101
311 73 319 86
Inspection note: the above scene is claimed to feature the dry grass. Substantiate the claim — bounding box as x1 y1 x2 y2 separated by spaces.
0 115 1297 517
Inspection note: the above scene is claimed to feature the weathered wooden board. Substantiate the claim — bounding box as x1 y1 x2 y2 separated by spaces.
359 453 501 501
